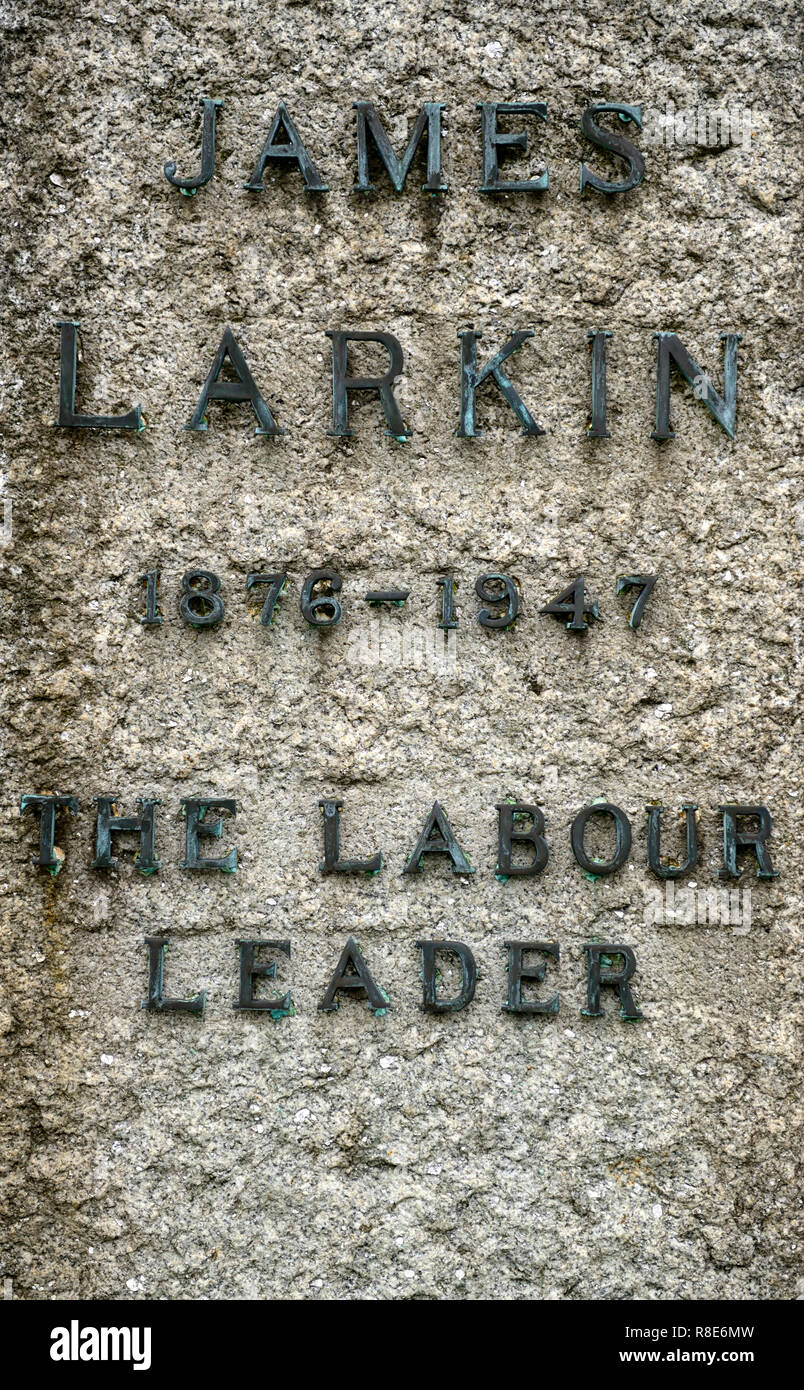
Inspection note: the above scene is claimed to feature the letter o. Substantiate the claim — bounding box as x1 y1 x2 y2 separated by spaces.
571 803 632 875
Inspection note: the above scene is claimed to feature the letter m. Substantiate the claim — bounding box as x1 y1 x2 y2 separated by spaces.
100 1328 131 1362
353 102 447 192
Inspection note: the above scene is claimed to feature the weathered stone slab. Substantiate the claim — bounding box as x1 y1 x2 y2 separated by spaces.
0 0 800 1301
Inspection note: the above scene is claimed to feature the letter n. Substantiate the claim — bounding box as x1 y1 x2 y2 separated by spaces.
652 332 740 439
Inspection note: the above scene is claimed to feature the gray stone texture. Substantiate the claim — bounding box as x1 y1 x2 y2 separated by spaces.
0 0 801 1300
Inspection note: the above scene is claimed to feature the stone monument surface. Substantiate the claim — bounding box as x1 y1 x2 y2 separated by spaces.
0 0 801 1300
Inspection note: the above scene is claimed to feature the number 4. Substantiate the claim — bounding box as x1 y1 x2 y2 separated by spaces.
540 576 600 632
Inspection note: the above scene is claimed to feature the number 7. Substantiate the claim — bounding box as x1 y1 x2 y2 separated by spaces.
616 573 657 629
247 571 289 626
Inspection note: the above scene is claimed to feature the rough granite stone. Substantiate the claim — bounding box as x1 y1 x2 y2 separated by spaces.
0 0 801 1301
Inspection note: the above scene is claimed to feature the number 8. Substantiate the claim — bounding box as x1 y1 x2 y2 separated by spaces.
180 570 225 628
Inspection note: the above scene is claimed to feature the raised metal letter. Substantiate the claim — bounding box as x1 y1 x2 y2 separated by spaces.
233 940 293 1015
318 937 389 1014
326 330 410 439
587 330 612 437
418 940 477 1013
496 803 549 878
457 329 544 437
55 321 142 431
142 937 205 1015
582 943 642 1020
646 803 698 880
20 794 78 873
92 796 160 874
164 97 223 195
718 805 778 880
579 104 645 194
502 940 559 1015
244 101 327 192
186 326 283 436
652 332 740 440
354 101 447 192
571 803 632 876
319 799 382 874
404 801 474 876
478 102 548 192
179 799 237 872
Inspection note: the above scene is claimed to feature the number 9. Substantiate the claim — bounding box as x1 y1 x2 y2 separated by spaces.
475 573 519 629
